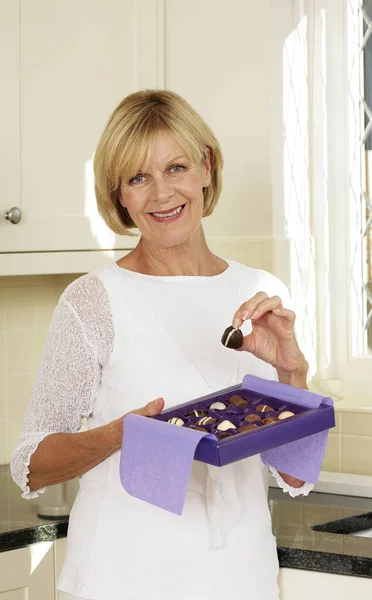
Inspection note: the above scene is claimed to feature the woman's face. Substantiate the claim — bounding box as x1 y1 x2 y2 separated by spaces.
119 132 211 249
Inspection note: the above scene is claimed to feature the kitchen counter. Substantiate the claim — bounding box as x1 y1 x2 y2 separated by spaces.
0 465 67 552
1 465 372 578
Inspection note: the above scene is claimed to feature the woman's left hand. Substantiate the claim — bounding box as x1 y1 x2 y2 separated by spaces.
232 292 308 388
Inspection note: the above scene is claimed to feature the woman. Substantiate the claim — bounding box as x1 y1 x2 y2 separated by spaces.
11 90 311 600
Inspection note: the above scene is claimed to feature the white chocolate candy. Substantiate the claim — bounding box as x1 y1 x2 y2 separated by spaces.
167 417 184 426
209 402 226 410
217 420 236 431
278 411 295 420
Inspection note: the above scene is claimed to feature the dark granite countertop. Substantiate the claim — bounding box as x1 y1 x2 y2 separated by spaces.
0 465 68 552
1 465 372 578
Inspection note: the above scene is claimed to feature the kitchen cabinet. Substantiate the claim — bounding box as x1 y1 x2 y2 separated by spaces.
279 567 372 599
0 543 55 599
0 0 163 259
1 0 274 275
54 537 67 590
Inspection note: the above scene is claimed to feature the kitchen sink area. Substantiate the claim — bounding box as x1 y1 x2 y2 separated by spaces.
312 512 372 538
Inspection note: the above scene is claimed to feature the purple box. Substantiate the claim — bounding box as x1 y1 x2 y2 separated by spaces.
154 374 335 467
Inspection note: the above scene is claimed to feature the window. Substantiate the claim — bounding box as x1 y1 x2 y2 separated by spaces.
272 0 372 400
311 0 372 398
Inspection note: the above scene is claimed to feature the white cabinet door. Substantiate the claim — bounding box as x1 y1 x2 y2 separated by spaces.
0 0 162 253
164 0 273 241
54 537 67 587
279 568 372 599
0 1 20 234
0 543 55 600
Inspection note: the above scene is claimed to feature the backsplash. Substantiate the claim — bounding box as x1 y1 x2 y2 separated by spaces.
0 273 82 464
0 269 371 476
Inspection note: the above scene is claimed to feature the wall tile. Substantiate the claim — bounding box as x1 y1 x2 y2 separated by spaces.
6 373 35 422
7 418 22 460
261 238 275 273
4 329 44 374
321 433 341 472
1 287 36 330
342 412 372 436
333 412 342 434
0 420 8 465
0 376 6 421
33 285 58 329
342 435 372 475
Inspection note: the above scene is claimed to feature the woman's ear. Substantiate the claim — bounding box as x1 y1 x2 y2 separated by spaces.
117 182 126 208
202 148 212 187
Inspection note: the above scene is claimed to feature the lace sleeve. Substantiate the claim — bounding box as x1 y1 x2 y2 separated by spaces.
10 295 102 499
269 466 314 498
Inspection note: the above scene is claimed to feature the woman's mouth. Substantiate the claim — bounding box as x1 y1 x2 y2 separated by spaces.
149 204 186 223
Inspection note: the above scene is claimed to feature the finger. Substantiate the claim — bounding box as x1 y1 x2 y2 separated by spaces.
250 296 283 320
232 292 269 327
132 397 165 417
272 307 296 322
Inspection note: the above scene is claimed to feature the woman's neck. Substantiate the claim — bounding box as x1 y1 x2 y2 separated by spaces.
117 231 227 277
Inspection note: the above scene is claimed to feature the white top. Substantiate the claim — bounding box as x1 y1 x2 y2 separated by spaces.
11 260 311 600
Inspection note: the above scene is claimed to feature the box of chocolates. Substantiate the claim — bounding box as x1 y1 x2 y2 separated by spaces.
153 374 335 466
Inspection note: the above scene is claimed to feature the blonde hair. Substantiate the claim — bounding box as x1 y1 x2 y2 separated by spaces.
93 89 223 233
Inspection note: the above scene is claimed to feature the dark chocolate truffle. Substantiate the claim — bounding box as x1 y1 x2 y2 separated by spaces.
262 417 279 425
244 414 261 423
221 326 243 349
189 425 208 432
237 424 259 433
188 409 207 417
228 394 248 407
255 404 274 413
196 416 217 426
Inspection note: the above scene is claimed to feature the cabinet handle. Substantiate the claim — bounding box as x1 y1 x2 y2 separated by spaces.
4 207 22 224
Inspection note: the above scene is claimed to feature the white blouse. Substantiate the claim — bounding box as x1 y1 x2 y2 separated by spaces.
11 260 312 600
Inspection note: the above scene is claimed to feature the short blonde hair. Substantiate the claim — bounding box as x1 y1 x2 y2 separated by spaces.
93 89 223 233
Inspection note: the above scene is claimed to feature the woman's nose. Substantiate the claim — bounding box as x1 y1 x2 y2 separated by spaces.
152 175 174 202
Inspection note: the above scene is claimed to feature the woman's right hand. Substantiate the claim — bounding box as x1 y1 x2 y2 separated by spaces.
111 397 165 448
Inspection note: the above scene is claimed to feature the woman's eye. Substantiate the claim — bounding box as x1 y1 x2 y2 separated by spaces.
170 165 185 174
129 174 145 185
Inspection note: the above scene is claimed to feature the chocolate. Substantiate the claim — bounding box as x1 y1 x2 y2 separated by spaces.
255 404 274 413
189 425 208 432
278 411 295 420
216 419 236 431
262 417 279 425
217 431 233 439
209 402 226 410
196 416 217 426
167 417 184 426
188 409 207 417
221 326 243 349
244 414 261 423
237 424 259 433
228 394 248 407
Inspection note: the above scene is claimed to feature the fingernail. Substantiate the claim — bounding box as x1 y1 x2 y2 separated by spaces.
232 318 241 328
251 309 259 319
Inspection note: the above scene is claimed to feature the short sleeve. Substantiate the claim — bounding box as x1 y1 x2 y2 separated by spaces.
10 297 101 499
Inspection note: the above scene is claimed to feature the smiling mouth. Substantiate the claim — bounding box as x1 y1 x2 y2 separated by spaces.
150 204 185 219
